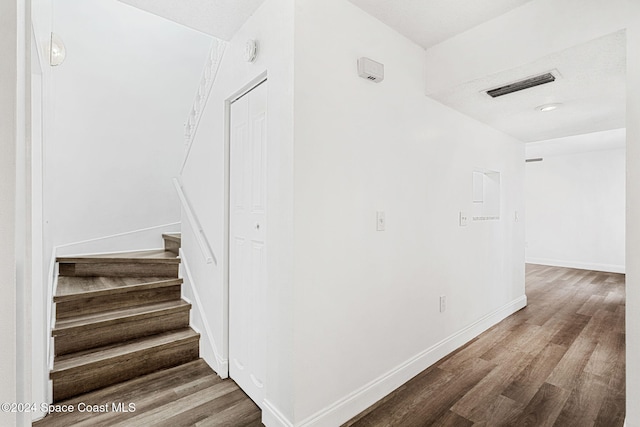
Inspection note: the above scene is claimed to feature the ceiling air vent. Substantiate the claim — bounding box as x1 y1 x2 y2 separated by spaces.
486 72 556 98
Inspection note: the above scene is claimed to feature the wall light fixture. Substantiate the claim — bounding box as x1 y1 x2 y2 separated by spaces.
50 33 66 66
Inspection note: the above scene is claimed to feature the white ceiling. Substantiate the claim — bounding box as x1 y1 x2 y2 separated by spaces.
349 0 627 143
347 0 536 49
428 31 626 142
119 0 626 143
116 0 266 40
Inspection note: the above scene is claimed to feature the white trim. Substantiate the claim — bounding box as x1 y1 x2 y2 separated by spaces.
297 295 528 427
526 257 625 274
174 178 216 265
180 248 228 377
228 73 268 104
46 247 57 403
262 399 294 427
223 71 269 375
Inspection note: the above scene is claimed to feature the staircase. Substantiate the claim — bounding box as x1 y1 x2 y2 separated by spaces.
50 233 199 402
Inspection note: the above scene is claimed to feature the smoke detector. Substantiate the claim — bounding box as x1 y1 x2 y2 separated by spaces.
358 57 384 83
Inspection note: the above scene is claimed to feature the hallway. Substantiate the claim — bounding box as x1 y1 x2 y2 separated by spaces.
345 264 625 426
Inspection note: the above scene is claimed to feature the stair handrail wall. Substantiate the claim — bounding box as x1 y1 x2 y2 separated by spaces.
181 38 227 174
173 177 216 265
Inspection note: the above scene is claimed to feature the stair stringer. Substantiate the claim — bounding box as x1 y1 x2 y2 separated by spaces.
180 248 229 378
181 39 227 174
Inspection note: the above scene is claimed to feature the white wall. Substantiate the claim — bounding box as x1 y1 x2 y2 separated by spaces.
179 0 295 423
525 129 626 273
0 0 19 425
30 2 53 420
627 0 640 425
49 0 211 249
292 0 525 424
424 0 627 94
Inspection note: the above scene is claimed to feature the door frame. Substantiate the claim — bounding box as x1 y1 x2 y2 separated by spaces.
222 71 268 377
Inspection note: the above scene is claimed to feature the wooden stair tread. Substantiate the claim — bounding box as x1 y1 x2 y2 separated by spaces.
32 359 261 427
55 276 182 301
163 233 181 256
52 328 199 376
162 233 181 243
57 249 180 264
53 300 191 334
58 358 214 403
48 235 201 404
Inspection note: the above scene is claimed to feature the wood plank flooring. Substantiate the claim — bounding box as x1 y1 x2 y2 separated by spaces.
34 264 624 426
33 359 262 427
344 264 625 427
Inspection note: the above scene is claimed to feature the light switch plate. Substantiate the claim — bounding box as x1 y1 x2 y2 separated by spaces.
459 212 468 227
376 211 386 231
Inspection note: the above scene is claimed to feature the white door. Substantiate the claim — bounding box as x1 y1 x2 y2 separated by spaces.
229 81 267 408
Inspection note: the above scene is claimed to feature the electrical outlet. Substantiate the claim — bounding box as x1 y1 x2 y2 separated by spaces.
439 295 446 313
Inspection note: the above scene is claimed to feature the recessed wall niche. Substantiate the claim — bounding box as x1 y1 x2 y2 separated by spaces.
472 169 500 220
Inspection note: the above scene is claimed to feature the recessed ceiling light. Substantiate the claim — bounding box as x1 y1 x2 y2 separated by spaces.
536 103 562 112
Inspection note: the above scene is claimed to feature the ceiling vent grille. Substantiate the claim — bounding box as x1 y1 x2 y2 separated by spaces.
486 73 556 98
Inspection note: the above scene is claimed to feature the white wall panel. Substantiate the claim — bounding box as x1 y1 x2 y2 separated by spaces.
292 0 525 423
526 130 626 273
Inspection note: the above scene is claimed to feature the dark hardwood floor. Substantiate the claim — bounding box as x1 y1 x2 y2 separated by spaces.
32 359 262 427
344 264 625 427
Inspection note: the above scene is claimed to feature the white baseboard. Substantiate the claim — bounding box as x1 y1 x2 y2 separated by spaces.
180 249 228 378
48 249 58 372
56 222 180 257
292 295 527 427
526 257 625 274
262 400 294 427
